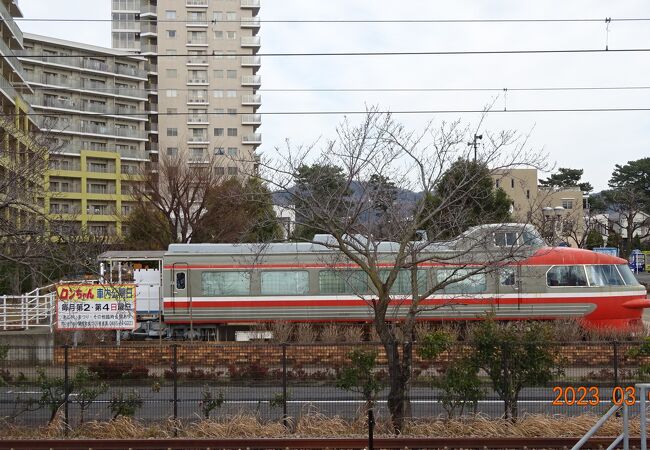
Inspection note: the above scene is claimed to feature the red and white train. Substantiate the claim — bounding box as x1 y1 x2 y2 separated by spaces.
151 224 648 340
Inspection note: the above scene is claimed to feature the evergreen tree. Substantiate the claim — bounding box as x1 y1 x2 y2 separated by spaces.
539 167 593 193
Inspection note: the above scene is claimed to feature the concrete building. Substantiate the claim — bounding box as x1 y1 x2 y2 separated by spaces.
493 168 587 246
19 34 148 237
0 0 42 231
111 0 261 176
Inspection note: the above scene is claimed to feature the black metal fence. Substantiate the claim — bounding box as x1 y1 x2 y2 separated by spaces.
0 341 649 430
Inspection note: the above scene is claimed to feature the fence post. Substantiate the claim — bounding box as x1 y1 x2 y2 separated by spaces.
63 345 70 435
368 406 375 450
282 343 288 427
613 340 620 388
172 344 178 422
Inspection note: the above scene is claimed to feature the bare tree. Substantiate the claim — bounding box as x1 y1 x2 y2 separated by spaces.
255 109 546 432
131 148 227 243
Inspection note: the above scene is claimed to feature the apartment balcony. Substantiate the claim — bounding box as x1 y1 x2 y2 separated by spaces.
240 17 260 29
49 205 82 215
147 123 159 134
187 137 209 145
241 36 261 48
115 64 146 78
187 55 209 65
114 86 148 99
0 0 23 45
87 164 117 174
140 22 157 36
242 133 261 145
187 38 208 47
120 165 141 175
241 0 260 10
111 0 140 11
51 185 82 194
49 161 82 172
241 94 261 106
187 97 209 105
186 0 208 6
115 105 139 116
0 38 28 84
147 102 158 112
87 185 117 195
241 55 261 67
187 19 209 27
140 43 158 54
81 58 111 73
87 206 116 216
140 3 157 17
241 114 261 125
187 114 209 124
146 62 158 74
147 142 159 153
241 75 261 87
112 20 140 32
187 77 209 85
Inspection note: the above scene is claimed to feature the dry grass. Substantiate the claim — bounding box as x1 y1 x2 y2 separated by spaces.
320 323 342 343
295 323 318 343
0 412 642 439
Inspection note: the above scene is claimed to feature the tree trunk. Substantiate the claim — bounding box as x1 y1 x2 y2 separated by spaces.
385 340 412 433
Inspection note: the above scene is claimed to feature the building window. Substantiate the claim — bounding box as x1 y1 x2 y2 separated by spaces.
511 178 515 188
166 49 177 55
165 10 176 19
214 128 224 136
227 70 237 79
495 179 500 188
226 11 237 21
526 189 530 199
227 166 238 175
167 108 177 114
192 148 204 160
227 128 237 136
561 199 574 209
166 30 176 38
226 90 237 98
167 147 178 156
166 89 177 97
167 128 178 136
227 147 238 156
214 30 224 39
214 147 225 155
213 90 224 98
213 69 224 79
227 108 237 115
215 167 225 175
226 31 236 40
166 69 177 78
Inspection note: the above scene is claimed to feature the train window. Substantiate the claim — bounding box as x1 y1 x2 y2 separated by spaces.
379 269 427 295
201 271 250 295
585 265 624 286
617 265 641 286
500 268 516 286
319 270 368 294
546 266 588 287
261 271 309 295
175 273 186 290
436 269 487 294
494 232 518 247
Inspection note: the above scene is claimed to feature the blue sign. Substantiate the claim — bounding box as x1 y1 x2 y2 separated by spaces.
629 249 646 272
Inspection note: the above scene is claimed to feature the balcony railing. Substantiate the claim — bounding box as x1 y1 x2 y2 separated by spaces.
49 162 82 171
188 78 208 84
241 114 261 125
187 97 208 104
147 142 159 152
146 62 158 73
87 185 116 195
187 56 209 65
116 64 147 78
112 20 140 31
111 0 139 11
87 207 116 215
241 94 261 105
115 105 138 116
241 36 261 47
240 17 261 28
0 37 28 83
140 4 157 15
187 19 209 26
49 206 82 215
242 133 262 144
186 0 208 6
50 185 82 193
140 43 158 54
187 114 208 123
139 22 157 35
0 0 23 43
241 75 261 86
241 0 261 8
188 136 208 143
187 39 208 46
241 55 261 66
87 164 116 173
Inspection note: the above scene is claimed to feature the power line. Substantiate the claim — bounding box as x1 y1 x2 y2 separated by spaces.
22 107 650 117
14 48 650 58
22 84 650 94
10 17 650 24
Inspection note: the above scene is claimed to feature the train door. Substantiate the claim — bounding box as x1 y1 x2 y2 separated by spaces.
497 266 521 310
171 262 190 311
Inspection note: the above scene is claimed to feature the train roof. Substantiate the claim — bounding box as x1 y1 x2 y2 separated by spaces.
165 223 544 256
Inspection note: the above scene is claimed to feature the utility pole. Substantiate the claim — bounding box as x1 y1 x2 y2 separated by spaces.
468 134 482 161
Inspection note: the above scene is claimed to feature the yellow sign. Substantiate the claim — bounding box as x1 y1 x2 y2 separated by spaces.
55 284 136 330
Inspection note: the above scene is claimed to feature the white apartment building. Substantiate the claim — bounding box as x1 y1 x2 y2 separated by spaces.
111 0 261 176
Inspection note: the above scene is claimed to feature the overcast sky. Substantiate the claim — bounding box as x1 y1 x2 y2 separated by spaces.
17 0 650 191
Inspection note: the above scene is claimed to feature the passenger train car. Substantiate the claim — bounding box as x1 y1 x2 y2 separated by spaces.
159 224 648 339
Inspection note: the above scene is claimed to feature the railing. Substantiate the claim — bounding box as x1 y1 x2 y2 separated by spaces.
116 64 146 78
147 142 159 152
241 113 261 125
241 75 261 85
87 164 116 173
187 19 209 26
0 288 55 331
87 207 116 215
242 133 261 144
187 56 208 65
187 115 208 123
115 105 138 116
82 58 110 72
241 55 261 66
146 62 158 73
0 0 23 43
50 185 82 193
187 97 208 104
0 36 28 82
240 17 261 28
241 94 261 105
241 0 261 8
139 22 157 34
241 36 261 47
87 185 117 194
186 0 208 5
111 0 140 11
49 162 82 171
187 39 208 45
188 78 208 84
188 136 208 143
140 43 158 54
140 3 157 15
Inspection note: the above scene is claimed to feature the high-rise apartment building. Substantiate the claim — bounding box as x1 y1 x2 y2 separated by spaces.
19 34 148 237
112 0 261 176
0 0 42 232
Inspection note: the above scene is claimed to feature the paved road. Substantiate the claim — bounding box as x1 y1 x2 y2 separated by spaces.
0 384 636 426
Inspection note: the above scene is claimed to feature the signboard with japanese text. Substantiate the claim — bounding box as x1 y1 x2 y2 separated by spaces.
56 284 136 330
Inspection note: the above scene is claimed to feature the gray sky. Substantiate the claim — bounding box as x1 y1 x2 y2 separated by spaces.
17 0 650 190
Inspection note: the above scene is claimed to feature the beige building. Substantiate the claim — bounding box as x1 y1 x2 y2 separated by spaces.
19 34 148 237
111 0 261 176
493 168 587 246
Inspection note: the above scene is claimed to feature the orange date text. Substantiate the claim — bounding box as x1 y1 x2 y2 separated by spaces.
552 386 643 406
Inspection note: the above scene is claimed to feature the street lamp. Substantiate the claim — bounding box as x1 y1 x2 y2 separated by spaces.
542 206 566 246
